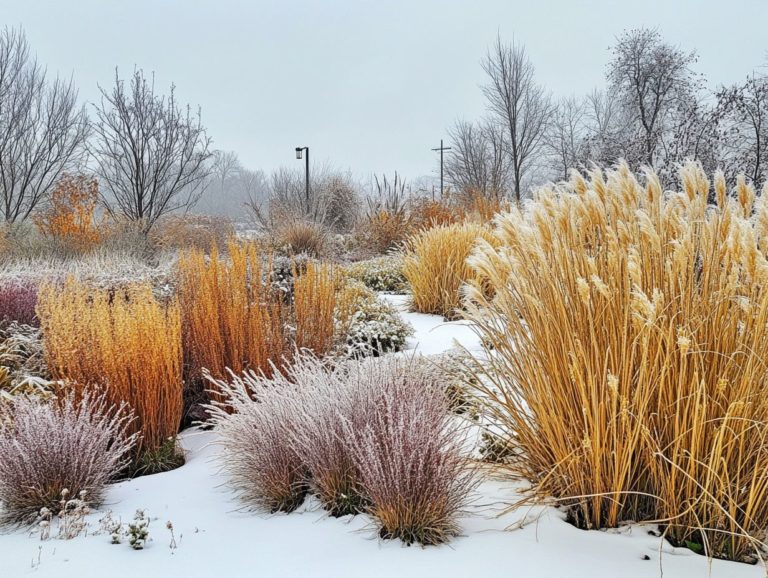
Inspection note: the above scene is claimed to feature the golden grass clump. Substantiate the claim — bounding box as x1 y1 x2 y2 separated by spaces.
37 278 183 456
403 222 496 319
177 241 287 395
274 220 328 257
294 262 336 357
464 162 768 562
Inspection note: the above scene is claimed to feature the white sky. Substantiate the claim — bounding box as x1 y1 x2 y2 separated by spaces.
2 0 767 181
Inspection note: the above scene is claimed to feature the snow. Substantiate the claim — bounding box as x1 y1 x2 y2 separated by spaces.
0 301 763 577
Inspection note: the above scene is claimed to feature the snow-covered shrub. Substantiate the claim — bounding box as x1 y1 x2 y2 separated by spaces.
204 369 308 513
0 393 137 526
0 280 38 327
341 356 478 545
335 281 412 358
414 349 480 417
344 255 406 293
269 253 313 298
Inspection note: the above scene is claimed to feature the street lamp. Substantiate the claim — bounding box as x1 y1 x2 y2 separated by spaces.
295 146 309 214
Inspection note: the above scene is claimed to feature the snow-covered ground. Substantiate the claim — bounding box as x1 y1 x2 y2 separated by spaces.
0 299 762 578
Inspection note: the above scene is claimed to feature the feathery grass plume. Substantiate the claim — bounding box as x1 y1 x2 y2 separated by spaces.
294 262 336 357
37 278 183 456
0 392 136 526
403 222 497 319
204 368 308 513
464 161 768 562
177 240 288 401
341 355 478 545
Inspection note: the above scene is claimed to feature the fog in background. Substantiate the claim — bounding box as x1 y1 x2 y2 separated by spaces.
2 0 768 217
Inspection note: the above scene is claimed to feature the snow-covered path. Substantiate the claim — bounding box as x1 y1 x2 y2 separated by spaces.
0 303 762 578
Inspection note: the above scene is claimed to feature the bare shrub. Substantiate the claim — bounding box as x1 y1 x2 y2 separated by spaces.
149 214 235 254
0 393 137 526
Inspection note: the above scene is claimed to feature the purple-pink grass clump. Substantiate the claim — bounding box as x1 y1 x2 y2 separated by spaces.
342 356 479 545
0 392 137 526
0 280 39 327
284 356 366 517
204 368 309 513
206 354 478 544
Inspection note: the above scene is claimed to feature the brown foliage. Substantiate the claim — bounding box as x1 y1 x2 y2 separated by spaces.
34 174 101 252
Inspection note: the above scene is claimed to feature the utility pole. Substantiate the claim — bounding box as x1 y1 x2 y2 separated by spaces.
431 139 451 198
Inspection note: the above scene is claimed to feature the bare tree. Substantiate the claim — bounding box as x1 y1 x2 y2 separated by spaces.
481 36 552 202
715 73 768 184
546 96 588 180
211 150 242 190
90 69 212 232
445 118 510 200
607 28 701 168
0 27 88 223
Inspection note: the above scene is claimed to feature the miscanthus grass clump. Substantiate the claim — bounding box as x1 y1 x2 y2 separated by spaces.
403 222 496 319
464 162 768 562
0 393 136 526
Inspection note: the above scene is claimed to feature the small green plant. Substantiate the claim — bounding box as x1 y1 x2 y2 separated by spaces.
130 437 185 477
128 509 150 550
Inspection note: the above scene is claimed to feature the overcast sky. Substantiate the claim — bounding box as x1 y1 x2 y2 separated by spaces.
2 0 767 181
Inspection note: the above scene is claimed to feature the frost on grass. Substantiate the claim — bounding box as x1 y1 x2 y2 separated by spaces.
207 353 478 545
204 368 309 514
341 356 479 545
0 392 137 526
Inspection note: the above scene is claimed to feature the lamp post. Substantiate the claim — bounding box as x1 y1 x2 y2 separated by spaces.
295 146 309 215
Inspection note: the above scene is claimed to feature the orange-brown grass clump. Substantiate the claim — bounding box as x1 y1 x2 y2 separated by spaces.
294 262 336 357
34 174 102 253
361 209 413 254
403 222 496 319
410 197 460 230
37 279 183 457
464 162 768 563
177 241 287 398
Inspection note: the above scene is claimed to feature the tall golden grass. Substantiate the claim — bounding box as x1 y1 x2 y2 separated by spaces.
177 241 287 397
37 278 183 455
403 222 496 319
294 262 336 357
465 162 768 562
